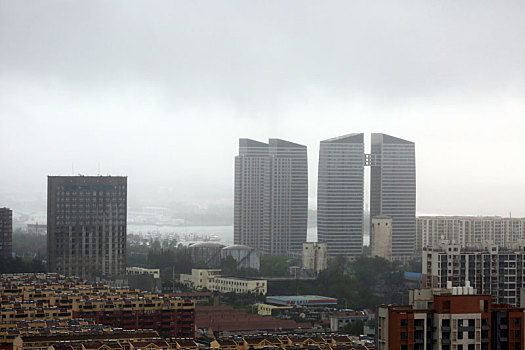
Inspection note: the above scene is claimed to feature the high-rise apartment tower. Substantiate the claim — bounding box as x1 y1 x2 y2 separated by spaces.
47 176 127 279
234 138 307 255
317 134 364 256
370 133 416 259
0 208 12 260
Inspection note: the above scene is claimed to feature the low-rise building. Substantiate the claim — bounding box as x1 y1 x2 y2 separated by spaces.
255 303 293 316
126 267 160 279
180 269 267 295
0 274 195 339
179 269 221 291
329 311 370 332
265 295 337 307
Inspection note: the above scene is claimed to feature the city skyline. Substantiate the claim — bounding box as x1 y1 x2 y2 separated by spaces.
1 1 525 217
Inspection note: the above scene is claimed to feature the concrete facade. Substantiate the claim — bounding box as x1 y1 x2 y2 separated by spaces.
180 269 267 294
317 134 365 256
301 242 328 274
234 138 308 256
416 215 525 251
0 207 12 260
378 286 523 350
422 241 525 306
370 216 393 261
370 133 416 261
47 176 127 279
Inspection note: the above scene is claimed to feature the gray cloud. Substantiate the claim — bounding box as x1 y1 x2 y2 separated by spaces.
1 0 525 215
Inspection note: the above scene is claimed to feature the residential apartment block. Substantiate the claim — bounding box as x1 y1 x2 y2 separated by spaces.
0 208 12 260
417 216 525 251
47 176 127 279
234 139 308 255
0 273 195 339
378 286 524 350
422 241 525 306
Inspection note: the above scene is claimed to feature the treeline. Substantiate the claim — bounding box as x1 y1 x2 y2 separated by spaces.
286 256 409 309
0 257 46 274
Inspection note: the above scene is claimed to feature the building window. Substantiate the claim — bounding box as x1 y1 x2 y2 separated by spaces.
401 332 408 340
401 319 408 327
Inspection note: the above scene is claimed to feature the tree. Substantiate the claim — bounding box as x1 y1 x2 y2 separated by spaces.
341 319 364 336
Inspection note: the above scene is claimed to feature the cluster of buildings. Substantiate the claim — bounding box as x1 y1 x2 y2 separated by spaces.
378 284 525 350
416 216 525 252
0 273 195 349
11 329 200 350
234 133 416 261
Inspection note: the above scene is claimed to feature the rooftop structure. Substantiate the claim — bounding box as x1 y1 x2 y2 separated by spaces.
265 295 338 307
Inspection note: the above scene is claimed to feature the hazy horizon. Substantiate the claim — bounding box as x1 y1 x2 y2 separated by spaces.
2 1 525 217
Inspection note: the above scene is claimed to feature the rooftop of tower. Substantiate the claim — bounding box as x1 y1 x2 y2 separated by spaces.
371 133 414 145
269 138 306 148
239 138 268 148
321 133 364 144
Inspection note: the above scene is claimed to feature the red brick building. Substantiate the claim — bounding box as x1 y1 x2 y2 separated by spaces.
378 287 524 350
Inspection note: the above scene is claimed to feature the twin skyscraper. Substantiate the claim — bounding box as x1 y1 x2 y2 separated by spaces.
234 133 416 259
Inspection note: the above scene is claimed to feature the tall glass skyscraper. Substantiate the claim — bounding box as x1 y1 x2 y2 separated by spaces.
317 134 365 256
234 138 307 255
370 133 416 259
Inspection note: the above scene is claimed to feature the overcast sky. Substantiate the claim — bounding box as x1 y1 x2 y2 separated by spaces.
1 1 525 216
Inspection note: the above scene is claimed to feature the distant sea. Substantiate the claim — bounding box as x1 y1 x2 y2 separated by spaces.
128 225 370 246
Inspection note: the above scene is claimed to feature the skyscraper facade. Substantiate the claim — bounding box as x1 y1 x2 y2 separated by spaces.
0 207 12 260
234 138 307 255
47 176 127 279
370 133 416 259
317 134 365 256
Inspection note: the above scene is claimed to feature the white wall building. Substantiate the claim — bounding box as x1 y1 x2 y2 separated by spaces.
180 269 267 294
370 216 392 261
302 242 327 274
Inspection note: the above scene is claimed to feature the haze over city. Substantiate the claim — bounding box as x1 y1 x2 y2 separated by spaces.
1 1 525 216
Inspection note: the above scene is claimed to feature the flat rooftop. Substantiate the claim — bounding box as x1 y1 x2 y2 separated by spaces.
266 295 337 306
